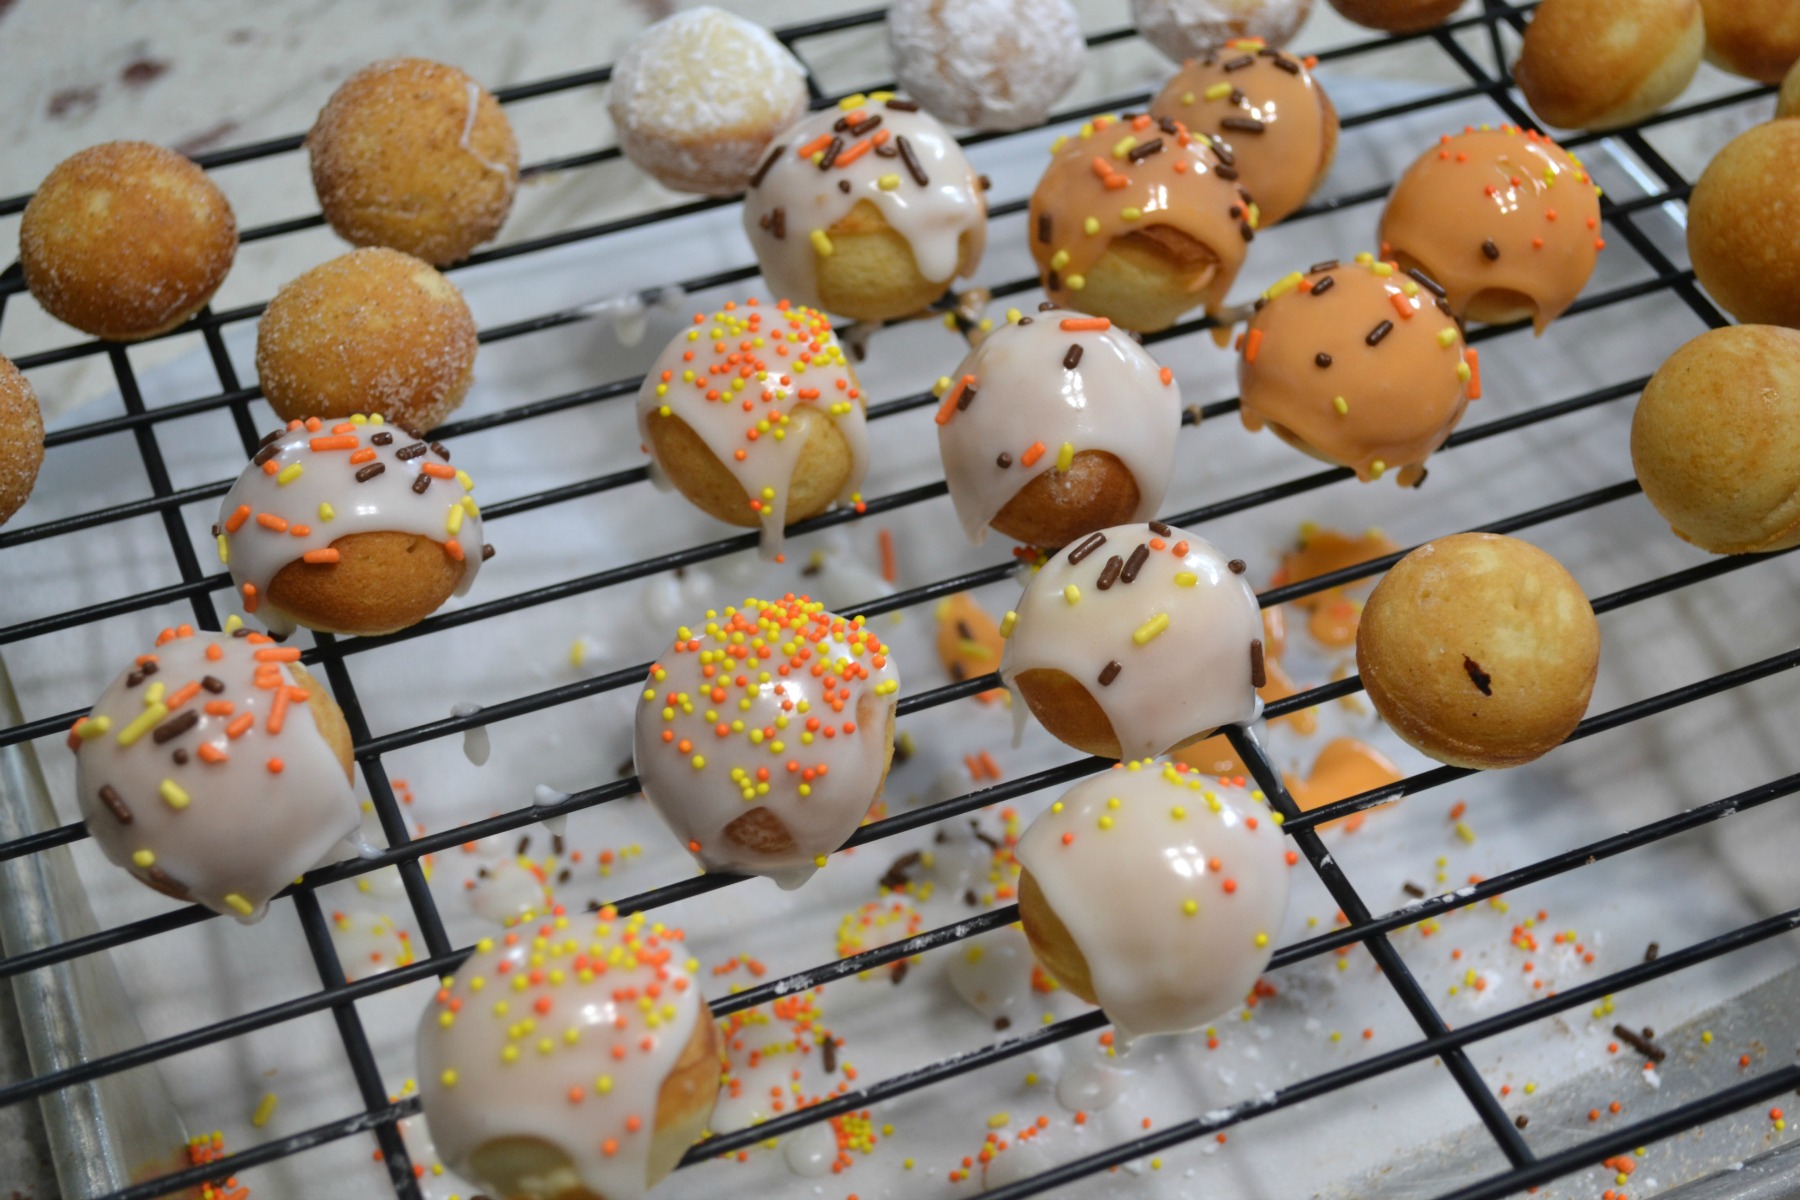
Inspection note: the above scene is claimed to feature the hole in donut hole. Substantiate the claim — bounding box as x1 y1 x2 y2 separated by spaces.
1118 225 1220 289
1262 419 1332 467
722 805 798 857
1464 286 1540 329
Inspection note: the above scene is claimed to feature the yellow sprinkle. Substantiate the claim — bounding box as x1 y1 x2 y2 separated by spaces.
838 93 867 110
943 312 959 330
1098 815 1113 830
1523 1082 1537 1095
1369 460 1386 479
691 754 706 770
999 611 1017 637
1457 361 1473 383
456 469 475 492
1355 251 1375 265
223 893 254 916
1205 82 1234 100
1254 932 1270 947
1063 584 1081 606
1025 1072 1039 1086
1083 216 1100 235
815 854 828 868
1264 272 1305 301
1121 206 1142 221
878 173 901 191
75 715 111 740
216 533 230 564
1436 327 1458 348
131 849 156 868
933 376 954 397
1050 249 1071 271
1333 396 1349 415
1175 571 1197 587
988 1113 1010 1129
224 614 243 634
1454 820 1475 844
446 504 465 535
144 681 165 706
1112 135 1137 159
158 778 191 810
317 501 337 523
1049 135 1068 154
1702 1030 1713 1044
1401 279 1419 296
117 702 168 746
810 229 834 257
440 1069 458 1087
1132 613 1170 645
251 1092 278 1128
1055 442 1075 472
275 463 304 486
1371 262 1394 277
1066 274 1086 290
1182 899 1198 916
1006 307 1023 324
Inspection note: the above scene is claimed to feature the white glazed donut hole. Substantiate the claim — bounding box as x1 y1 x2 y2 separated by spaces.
887 0 1088 131
1131 0 1314 63
608 6 810 196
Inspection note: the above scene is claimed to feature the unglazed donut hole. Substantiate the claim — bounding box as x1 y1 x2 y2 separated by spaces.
309 58 518 265
1326 0 1464 33
20 141 236 341
1513 0 1704 131
1698 0 1800 83
0 356 45 527
609 7 809 195
887 0 1087 131
256 247 478 431
1687 121 1800 329
1356 532 1600 770
1132 0 1314 62
1631 325 1800 554
815 200 980 322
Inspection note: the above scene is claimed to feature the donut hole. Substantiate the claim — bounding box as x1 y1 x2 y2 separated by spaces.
722 805 799 858
991 451 1143 548
1013 667 1123 759
1073 225 1223 333
1463 286 1541 330
1018 868 1098 1004
815 200 975 322
266 530 467 636
646 404 855 530
466 1136 587 1200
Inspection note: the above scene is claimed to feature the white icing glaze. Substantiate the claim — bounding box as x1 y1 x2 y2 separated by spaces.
217 414 484 636
936 310 1181 544
635 300 869 559
1000 522 1263 760
887 0 1088 132
70 625 360 923
1015 760 1290 1041
743 96 988 313
632 595 899 890
417 908 710 1200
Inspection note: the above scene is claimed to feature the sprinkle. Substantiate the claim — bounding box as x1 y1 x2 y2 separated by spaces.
117 704 170 747
1310 274 1335 296
1204 81 1234 100
355 463 385 483
251 1093 278 1128
1021 441 1047 467
1055 442 1075 472
159 779 191 810
896 135 929 186
132 849 155 868
1059 317 1111 331
1316 352 1333 368
223 893 255 916
878 173 900 190
1066 274 1086 290
1366 320 1394 346
934 375 976 425
810 229 834 257
1482 239 1500 261
224 505 251 533
1174 571 1197 586
255 513 289 533
1464 348 1482 399
1436 327 1459 348
74 715 112 741
1243 329 1263 363
1221 116 1265 134
1067 531 1107 564
1063 344 1084 370
999 611 1018 638
318 502 335 521
99 786 133 823
1063 585 1082 606
1121 543 1149 583
1098 661 1122 686
1250 639 1266 688
1389 292 1415 320
309 435 357 452
1132 614 1170 645
1333 396 1349 415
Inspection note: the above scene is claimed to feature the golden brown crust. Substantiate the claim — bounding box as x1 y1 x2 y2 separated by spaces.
1514 0 1703 130
1069 225 1223 334
1781 58 1800 118
1018 868 1098 1005
1688 122 1800 328
463 1000 722 1199
1355 533 1599 770
1326 0 1464 32
812 200 970 323
991 451 1144 549
645 404 856 529
0 356 44 527
289 663 356 784
255 247 477 432
1631 325 1800 554
20 141 236 341
1013 667 1123 759
309 58 519 265
1699 0 1800 83
266 529 468 636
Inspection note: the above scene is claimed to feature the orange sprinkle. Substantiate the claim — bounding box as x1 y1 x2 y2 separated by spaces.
261 460 279 476
309 435 359 452
254 646 301 662
836 138 874 167
242 583 259 613
1020 441 1047 467
348 448 377 465
795 133 833 159
879 528 896 584
934 375 975 426
267 687 293 734
289 525 311 537
303 548 341 564
255 513 289 533
1448 801 1467 820
203 700 234 716
267 758 284 774
445 539 466 562
205 643 224 661
421 461 455 479
198 744 228 764
1059 317 1112 332
1464 347 1482 399
224 505 251 533
1390 291 1415 320
1160 366 1173 386
1090 156 1117 182
225 714 254 739
1244 328 1264 364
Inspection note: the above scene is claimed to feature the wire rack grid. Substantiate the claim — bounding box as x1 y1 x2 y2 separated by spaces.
0 2 1795 1198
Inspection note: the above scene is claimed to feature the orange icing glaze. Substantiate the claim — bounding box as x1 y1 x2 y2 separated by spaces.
1239 257 1473 484
1027 112 1253 317
1283 737 1403 832
935 592 1008 705
1379 126 1603 334
1149 38 1334 226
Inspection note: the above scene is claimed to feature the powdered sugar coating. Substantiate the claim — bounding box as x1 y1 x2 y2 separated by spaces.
609 6 810 196
1131 0 1315 62
887 0 1088 132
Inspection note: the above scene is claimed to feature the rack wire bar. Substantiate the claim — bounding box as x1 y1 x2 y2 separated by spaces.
2 2 1796 1198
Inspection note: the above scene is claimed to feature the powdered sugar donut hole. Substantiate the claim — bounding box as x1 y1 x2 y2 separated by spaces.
608 7 810 196
1131 0 1315 63
887 0 1088 131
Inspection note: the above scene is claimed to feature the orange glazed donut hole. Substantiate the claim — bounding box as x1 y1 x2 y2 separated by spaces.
1327 0 1464 33
1698 0 1800 83
0 356 45 527
1356 533 1600 770
308 58 519 265
1687 121 1800 329
256 247 478 432
20 141 236 341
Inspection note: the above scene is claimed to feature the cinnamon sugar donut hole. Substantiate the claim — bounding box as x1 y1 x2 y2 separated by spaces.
1327 0 1464 33
1132 0 1314 62
0 356 44 527
20 141 236 341
609 7 810 195
256 248 478 431
1698 0 1800 84
1688 121 1800 329
1631 325 1800 555
887 0 1087 131
309 58 519 265
1514 0 1704 131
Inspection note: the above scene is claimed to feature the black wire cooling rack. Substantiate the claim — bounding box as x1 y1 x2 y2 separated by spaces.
1 3 1796 1198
